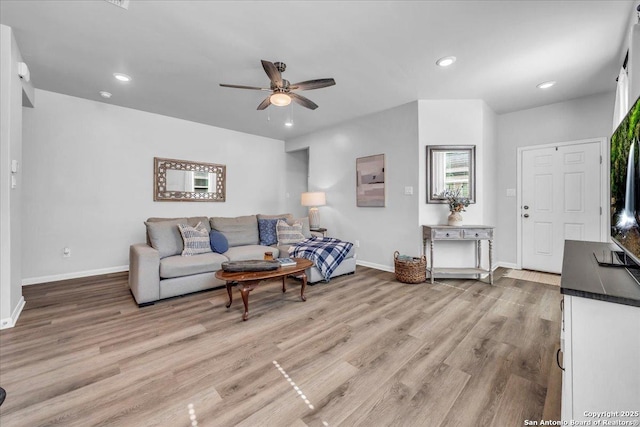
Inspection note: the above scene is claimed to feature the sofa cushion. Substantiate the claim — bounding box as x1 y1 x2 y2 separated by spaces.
258 217 286 246
276 220 305 245
187 217 211 233
145 218 188 258
209 231 229 254
177 222 212 256
160 252 228 279
257 213 294 222
224 245 280 262
210 215 259 247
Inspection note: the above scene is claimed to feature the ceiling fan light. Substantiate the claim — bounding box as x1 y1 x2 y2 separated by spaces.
270 92 291 106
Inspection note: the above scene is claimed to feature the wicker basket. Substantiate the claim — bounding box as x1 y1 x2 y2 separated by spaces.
394 251 427 284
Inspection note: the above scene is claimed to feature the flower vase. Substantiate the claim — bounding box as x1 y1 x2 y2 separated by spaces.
448 211 463 226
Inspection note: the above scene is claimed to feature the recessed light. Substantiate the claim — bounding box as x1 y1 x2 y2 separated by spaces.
284 121 294 127
537 81 556 89
113 73 131 82
436 56 456 67
99 91 112 99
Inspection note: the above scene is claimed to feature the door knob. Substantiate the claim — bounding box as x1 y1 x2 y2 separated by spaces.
524 205 529 210
524 213 530 218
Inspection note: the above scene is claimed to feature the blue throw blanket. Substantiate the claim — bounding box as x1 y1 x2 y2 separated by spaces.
289 237 353 281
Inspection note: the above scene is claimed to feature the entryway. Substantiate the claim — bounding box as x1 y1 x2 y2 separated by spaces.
517 139 606 274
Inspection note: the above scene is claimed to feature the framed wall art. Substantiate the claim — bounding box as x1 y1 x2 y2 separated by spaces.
356 154 385 207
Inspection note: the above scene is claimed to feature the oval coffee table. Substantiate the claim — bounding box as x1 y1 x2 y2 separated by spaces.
215 258 314 321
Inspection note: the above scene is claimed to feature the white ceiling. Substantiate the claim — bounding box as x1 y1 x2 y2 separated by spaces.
0 0 634 140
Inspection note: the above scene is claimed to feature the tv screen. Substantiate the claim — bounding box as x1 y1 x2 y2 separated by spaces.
611 95 640 265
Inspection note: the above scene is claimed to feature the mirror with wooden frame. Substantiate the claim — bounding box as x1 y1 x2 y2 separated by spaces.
426 145 476 204
154 157 226 202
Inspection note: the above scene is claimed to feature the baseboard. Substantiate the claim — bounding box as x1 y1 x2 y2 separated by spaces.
356 260 394 273
0 296 25 329
22 265 129 286
496 261 518 270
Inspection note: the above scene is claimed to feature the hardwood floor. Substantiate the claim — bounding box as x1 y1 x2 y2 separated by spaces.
0 267 562 426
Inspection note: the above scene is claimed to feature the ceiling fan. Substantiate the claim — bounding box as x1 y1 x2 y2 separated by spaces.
219 60 336 110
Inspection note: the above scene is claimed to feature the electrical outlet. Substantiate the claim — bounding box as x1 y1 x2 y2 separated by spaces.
355 240 360 248
63 247 71 258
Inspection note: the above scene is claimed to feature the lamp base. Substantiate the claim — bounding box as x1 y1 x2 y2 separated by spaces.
308 207 320 229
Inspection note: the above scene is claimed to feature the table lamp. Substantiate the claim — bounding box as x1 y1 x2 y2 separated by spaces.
301 191 326 229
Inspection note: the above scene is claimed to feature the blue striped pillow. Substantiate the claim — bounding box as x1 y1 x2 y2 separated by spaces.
177 222 212 256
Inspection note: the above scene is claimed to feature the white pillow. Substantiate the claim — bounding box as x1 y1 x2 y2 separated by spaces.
276 220 305 245
177 222 212 256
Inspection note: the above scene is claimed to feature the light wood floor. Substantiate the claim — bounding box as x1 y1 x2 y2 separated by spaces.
0 267 562 426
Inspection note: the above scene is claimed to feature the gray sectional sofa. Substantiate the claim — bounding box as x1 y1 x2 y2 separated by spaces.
128 213 356 305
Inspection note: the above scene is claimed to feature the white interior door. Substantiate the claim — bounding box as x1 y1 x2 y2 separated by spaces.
521 141 602 273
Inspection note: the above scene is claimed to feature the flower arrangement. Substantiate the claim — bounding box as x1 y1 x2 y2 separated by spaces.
440 188 470 213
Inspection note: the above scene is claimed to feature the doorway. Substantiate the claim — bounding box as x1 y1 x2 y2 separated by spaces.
517 139 606 274
285 148 309 215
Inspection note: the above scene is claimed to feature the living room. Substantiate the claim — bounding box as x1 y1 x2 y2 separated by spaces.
1 1 638 426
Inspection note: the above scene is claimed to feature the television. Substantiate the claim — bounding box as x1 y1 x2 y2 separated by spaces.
610 94 640 279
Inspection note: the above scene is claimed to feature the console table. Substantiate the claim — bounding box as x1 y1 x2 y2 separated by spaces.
422 225 494 284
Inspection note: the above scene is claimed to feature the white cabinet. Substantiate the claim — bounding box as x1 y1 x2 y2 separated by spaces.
560 240 640 423
561 292 640 421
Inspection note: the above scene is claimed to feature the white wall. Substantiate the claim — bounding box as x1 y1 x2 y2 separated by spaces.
1 25 33 328
418 100 497 269
22 89 286 284
496 91 615 266
286 102 420 271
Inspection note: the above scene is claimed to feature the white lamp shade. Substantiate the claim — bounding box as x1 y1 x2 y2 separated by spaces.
301 192 326 207
270 92 291 106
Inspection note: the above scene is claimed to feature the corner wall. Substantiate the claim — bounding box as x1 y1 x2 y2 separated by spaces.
286 102 421 271
418 100 497 269
21 89 286 284
1 25 33 328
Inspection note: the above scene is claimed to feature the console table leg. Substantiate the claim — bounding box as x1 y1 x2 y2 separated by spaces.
489 239 494 285
476 240 482 279
430 239 435 284
282 276 286 293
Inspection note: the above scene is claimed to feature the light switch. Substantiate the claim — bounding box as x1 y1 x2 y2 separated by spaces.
506 188 516 197
11 160 18 173
404 186 414 195
11 176 16 189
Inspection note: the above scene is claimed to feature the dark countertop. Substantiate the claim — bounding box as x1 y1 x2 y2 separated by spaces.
561 240 640 308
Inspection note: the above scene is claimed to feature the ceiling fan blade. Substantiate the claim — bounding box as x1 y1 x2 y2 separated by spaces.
261 60 282 87
219 84 270 91
257 96 271 110
290 92 318 110
290 78 336 91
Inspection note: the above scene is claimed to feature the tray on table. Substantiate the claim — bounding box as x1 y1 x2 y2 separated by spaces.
221 260 280 272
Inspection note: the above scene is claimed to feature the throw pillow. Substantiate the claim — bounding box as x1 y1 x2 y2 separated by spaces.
276 219 305 245
289 217 312 239
258 217 286 246
177 222 212 256
209 230 229 254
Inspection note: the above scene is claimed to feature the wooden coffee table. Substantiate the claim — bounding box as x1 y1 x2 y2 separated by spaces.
215 258 314 321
